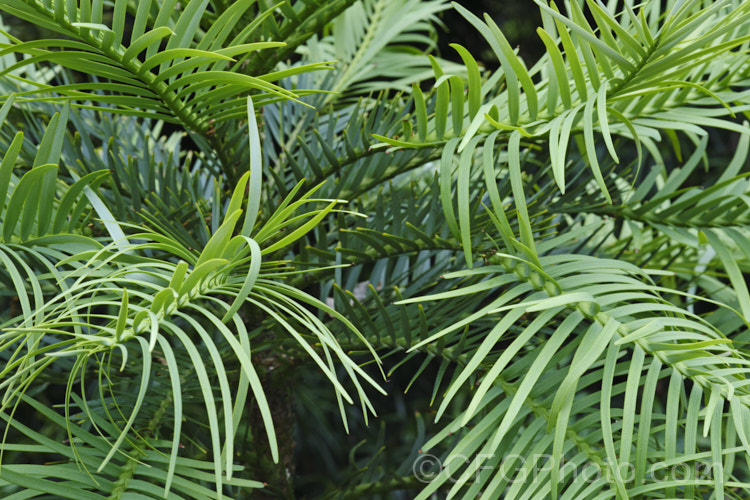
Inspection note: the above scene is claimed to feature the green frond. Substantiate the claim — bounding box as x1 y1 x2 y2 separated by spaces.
377 1 750 203
4 0 750 498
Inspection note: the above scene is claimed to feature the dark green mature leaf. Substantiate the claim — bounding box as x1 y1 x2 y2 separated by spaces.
3 0 750 498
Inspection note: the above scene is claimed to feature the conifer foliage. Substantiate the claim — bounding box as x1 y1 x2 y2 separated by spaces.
2 0 750 498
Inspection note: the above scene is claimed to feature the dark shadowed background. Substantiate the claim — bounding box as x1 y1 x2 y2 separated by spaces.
437 1 544 67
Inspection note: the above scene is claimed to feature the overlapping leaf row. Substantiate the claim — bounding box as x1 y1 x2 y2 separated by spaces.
3 0 750 499
0 93 382 499
372 1 750 498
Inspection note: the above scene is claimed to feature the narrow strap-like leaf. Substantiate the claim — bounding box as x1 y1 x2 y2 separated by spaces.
538 27 572 110
429 55 449 139
97 336 151 472
241 97 263 236
122 26 174 65
0 132 24 219
33 101 69 167
450 44 481 120
411 83 428 142
222 236 261 322
439 138 461 240
508 130 537 258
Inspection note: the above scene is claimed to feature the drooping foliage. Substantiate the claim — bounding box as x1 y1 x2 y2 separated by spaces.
2 0 750 498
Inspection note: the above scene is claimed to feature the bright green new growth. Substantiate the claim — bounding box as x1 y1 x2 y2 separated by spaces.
2 0 750 498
